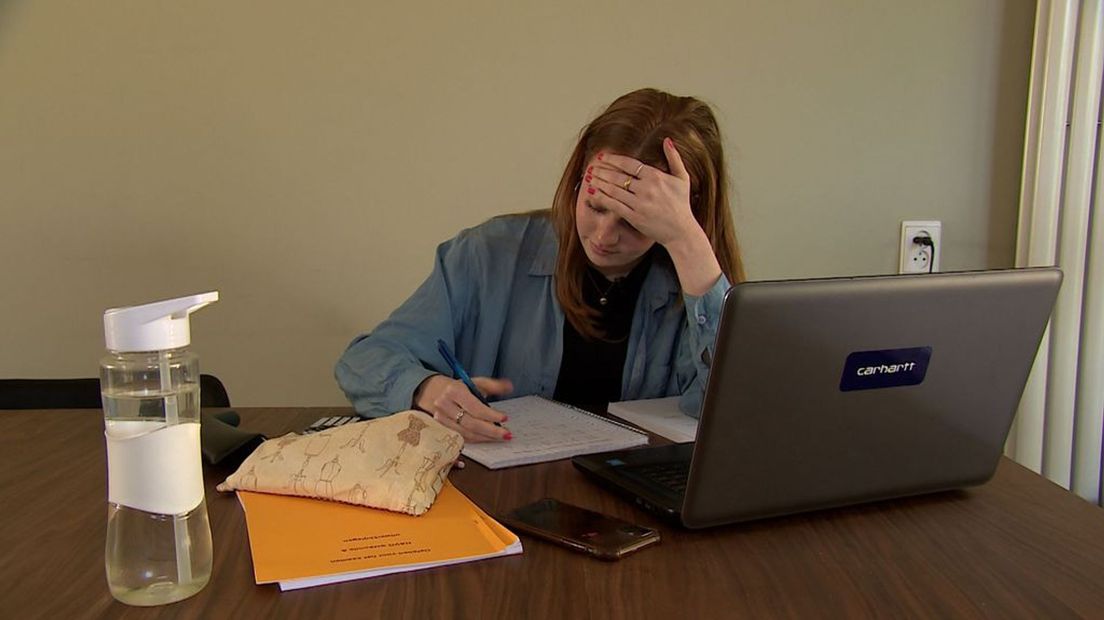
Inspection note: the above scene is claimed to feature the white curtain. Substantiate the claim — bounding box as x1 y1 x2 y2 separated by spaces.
1007 0 1104 506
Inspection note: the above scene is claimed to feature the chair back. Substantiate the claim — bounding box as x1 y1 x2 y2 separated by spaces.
0 374 231 409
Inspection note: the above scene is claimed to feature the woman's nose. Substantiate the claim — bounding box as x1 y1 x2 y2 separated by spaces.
594 215 620 244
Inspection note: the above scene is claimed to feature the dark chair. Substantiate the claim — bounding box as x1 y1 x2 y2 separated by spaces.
0 374 231 409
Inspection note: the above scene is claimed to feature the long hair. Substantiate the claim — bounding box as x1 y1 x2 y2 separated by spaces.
549 88 745 340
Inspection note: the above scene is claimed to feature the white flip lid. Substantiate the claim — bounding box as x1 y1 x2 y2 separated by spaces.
103 291 219 352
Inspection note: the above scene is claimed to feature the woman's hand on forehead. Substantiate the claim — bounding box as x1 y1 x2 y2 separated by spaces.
585 138 698 247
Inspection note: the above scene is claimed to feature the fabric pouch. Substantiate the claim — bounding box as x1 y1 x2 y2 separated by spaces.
217 411 463 516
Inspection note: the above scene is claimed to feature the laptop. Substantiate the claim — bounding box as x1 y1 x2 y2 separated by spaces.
572 267 1062 528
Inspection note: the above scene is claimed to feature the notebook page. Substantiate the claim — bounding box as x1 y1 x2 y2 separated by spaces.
461 395 648 469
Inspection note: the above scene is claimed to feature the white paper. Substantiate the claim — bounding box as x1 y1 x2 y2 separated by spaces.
607 397 698 443
277 541 524 590
461 395 648 469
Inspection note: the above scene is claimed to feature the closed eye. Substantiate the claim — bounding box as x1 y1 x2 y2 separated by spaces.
588 202 639 233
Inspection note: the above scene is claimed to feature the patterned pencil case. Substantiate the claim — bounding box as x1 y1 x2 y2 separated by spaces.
217 411 463 516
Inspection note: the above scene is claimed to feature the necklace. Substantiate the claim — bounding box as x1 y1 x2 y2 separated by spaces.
586 270 619 306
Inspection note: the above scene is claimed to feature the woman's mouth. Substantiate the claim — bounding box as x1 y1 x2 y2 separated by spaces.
589 242 615 257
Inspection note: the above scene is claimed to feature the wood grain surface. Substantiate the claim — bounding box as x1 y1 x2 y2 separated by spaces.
2 408 1103 619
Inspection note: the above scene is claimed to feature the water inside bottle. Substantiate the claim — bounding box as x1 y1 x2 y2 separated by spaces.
103 384 201 421
105 500 213 606
103 385 211 606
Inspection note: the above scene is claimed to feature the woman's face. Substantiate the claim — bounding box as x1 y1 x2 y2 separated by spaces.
574 155 656 279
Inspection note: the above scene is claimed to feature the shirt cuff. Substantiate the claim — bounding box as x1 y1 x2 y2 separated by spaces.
384 366 438 416
683 274 729 331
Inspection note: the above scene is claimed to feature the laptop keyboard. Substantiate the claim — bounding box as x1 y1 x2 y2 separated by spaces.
628 461 690 494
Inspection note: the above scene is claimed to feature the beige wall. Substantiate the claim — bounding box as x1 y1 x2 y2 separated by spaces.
0 1 1035 406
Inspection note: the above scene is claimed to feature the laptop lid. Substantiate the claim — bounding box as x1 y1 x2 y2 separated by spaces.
677 267 1061 528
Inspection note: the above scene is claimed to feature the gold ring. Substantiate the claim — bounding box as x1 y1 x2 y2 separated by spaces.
455 409 466 424
634 163 645 177
622 178 632 190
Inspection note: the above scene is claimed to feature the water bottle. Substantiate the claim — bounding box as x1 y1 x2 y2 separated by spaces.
100 292 218 606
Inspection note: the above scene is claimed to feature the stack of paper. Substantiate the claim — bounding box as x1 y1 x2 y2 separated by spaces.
238 482 521 590
607 397 699 443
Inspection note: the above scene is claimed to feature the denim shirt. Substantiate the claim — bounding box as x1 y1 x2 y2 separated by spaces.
335 213 729 419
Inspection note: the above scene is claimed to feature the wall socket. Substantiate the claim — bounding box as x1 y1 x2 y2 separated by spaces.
899 220 942 274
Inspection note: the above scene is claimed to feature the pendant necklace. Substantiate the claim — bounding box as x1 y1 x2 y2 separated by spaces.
587 270 619 306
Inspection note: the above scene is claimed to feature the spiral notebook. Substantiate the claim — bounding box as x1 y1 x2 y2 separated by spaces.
461 395 649 469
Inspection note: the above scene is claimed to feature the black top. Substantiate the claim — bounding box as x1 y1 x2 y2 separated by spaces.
554 254 654 409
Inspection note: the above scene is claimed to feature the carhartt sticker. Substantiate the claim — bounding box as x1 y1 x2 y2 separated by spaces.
840 347 931 392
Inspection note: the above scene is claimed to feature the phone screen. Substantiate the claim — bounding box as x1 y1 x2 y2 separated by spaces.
503 498 660 560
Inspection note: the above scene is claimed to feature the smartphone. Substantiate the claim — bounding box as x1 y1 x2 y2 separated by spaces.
502 498 660 560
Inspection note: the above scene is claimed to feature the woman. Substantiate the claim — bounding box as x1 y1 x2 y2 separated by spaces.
336 88 745 443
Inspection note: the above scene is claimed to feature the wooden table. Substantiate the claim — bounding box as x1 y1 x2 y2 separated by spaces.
3 408 1104 619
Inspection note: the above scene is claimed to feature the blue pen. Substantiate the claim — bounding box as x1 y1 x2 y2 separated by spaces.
436 339 489 406
436 340 504 429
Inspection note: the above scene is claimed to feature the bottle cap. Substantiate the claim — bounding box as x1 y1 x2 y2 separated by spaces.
103 292 219 352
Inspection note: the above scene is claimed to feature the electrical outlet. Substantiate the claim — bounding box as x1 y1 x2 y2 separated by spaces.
899 220 942 274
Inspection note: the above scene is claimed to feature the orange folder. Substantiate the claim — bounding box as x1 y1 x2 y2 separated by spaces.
238 481 522 590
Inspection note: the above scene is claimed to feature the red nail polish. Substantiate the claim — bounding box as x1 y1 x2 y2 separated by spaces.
597 152 604 161
502 415 509 422
587 165 593 173
585 174 592 182
504 432 513 441
586 186 596 194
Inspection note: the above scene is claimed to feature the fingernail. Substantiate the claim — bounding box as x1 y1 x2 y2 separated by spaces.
586 186 596 194
585 174 592 182
504 432 513 441
586 165 593 173
665 138 674 148
501 415 509 422
597 152 604 161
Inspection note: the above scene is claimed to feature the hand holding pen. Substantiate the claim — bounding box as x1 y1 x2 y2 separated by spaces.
411 340 513 443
